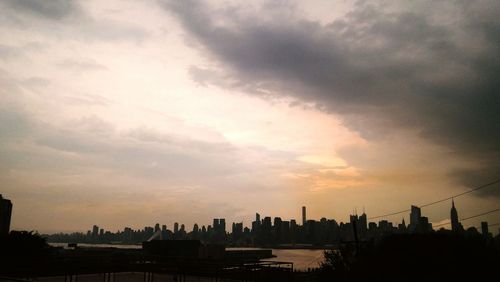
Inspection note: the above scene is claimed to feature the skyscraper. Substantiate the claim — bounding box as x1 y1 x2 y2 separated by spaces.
219 218 226 233
302 206 306 226
409 205 421 233
161 225 168 240
481 222 489 238
213 218 219 231
450 199 463 233
232 222 243 241
0 194 13 236
358 213 367 238
410 205 421 226
398 218 407 232
92 225 99 237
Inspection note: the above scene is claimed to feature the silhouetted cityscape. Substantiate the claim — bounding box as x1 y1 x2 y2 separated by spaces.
2 0 500 280
2 194 500 281
44 203 494 246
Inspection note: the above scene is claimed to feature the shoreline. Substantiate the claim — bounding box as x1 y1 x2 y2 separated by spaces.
48 242 333 250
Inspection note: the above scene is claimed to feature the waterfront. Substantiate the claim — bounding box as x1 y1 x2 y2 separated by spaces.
265 249 325 270
48 243 326 270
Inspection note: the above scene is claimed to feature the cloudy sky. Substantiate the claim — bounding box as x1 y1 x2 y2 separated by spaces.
0 0 499 234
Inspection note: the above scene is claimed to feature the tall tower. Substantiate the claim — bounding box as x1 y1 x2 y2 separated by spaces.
481 222 489 238
0 194 13 236
92 225 99 237
302 206 306 226
409 205 421 233
213 218 219 232
450 199 462 233
219 218 226 233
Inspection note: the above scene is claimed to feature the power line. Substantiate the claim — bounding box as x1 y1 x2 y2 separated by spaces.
446 221 500 232
420 178 500 208
368 178 500 220
432 207 500 228
460 222 500 230
472 222 500 229
367 208 411 220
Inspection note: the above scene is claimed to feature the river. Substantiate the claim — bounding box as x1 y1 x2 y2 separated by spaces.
49 243 326 270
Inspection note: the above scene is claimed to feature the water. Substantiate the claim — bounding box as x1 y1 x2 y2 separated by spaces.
49 242 142 249
267 249 325 270
225 247 325 270
49 243 326 270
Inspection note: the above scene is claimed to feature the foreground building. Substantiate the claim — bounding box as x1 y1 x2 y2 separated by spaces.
0 194 13 235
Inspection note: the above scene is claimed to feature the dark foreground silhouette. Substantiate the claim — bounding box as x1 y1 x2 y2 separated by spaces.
0 231 52 267
2 231 500 281
318 233 500 281
0 231 55 279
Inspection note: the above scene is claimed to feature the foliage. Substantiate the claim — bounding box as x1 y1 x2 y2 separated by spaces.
316 233 500 281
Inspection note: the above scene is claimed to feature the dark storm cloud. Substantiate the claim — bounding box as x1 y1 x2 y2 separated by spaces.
160 0 500 194
0 0 148 43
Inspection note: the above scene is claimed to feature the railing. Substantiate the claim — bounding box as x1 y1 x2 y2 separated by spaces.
0 251 294 281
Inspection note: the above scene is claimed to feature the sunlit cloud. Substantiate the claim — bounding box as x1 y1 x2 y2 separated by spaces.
0 0 498 233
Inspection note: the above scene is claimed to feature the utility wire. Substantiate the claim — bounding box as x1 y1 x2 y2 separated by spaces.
420 178 500 208
432 208 500 228
368 178 500 220
471 222 500 229
367 208 411 220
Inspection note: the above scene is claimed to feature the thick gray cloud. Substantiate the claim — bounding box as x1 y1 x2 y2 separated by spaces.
0 0 148 43
160 0 500 194
0 0 80 20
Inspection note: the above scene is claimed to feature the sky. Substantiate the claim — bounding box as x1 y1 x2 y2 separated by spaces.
0 0 499 234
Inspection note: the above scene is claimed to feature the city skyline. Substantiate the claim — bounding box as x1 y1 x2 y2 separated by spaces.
43 200 499 237
44 201 497 247
1 0 499 234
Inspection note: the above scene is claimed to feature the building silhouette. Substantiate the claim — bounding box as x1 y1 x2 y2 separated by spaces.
398 218 407 233
0 194 13 235
418 216 432 233
450 199 464 233
481 222 489 238
43 204 495 246
302 206 306 226
219 219 226 234
92 225 99 237
232 222 243 242
409 205 421 233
